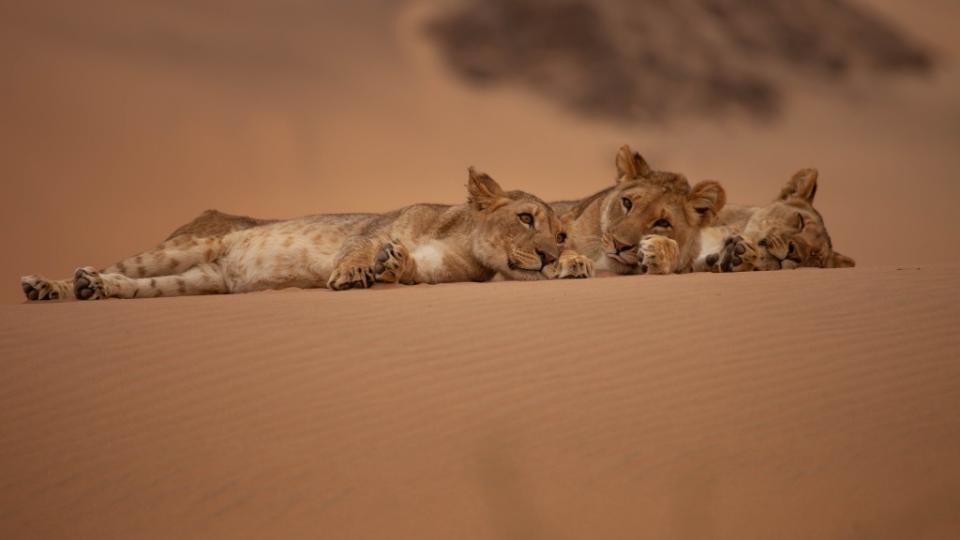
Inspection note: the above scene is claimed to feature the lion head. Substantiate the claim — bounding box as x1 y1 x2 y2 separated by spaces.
597 145 726 273
466 168 566 280
723 168 854 270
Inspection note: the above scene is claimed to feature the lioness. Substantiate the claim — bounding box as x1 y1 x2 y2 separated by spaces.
551 145 726 277
21 169 566 301
693 168 855 272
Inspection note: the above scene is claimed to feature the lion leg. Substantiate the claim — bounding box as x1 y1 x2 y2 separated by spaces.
637 235 680 274
327 236 381 290
22 236 225 302
102 235 224 278
73 263 227 300
20 275 74 301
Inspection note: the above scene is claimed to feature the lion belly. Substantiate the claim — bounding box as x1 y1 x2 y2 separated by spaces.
218 218 363 292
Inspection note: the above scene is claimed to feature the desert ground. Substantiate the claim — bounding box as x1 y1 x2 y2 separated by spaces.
2 0 959 538
2 266 959 538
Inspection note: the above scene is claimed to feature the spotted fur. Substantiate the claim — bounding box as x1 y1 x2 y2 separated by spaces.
21 170 566 301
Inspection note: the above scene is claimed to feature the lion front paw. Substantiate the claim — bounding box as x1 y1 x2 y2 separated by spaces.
373 240 414 284
73 267 107 300
638 235 679 275
327 263 375 291
21 275 67 301
554 251 594 279
718 235 759 272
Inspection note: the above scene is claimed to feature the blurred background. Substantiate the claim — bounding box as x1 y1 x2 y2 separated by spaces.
2 0 958 303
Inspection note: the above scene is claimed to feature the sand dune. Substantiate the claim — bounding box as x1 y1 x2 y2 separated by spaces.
2 266 958 539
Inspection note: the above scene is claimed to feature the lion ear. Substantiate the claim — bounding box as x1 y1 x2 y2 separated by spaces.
467 167 506 211
615 145 652 183
687 180 726 225
779 168 819 203
830 251 856 268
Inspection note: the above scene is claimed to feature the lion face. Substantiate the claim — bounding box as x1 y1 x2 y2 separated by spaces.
598 146 726 273
466 168 566 280
738 169 854 270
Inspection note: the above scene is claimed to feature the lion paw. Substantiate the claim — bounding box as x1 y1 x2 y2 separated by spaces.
704 252 723 272
555 251 594 279
373 240 414 284
638 235 679 275
21 275 65 301
73 267 106 300
327 264 375 291
718 235 759 272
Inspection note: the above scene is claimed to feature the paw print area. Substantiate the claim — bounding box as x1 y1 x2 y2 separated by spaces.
555 251 594 279
719 235 759 272
373 241 413 284
638 235 679 275
74 267 107 300
327 264 375 290
21 275 63 301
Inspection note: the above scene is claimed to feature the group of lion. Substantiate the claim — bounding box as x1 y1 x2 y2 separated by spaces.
21 145 854 302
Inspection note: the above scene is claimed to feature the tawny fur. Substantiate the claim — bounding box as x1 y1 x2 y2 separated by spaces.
21 170 567 301
551 145 726 276
693 168 855 272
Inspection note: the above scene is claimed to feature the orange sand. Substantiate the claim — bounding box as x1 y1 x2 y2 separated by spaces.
1 266 958 538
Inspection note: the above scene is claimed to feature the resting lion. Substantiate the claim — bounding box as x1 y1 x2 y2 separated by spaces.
550 145 726 277
21 169 567 301
694 168 855 272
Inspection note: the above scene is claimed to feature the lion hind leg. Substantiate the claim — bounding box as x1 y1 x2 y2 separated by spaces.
22 234 225 302
21 275 74 301
102 236 224 279
74 263 227 300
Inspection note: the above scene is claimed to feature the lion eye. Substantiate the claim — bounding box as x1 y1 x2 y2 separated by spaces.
797 214 806 230
557 232 567 244
653 219 671 228
518 213 534 226
621 197 633 211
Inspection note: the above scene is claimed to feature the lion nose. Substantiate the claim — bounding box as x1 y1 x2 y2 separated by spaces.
537 250 556 267
612 238 634 254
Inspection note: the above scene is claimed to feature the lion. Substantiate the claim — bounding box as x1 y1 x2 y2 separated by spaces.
693 168 855 272
550 145 726 277
20 168 567 301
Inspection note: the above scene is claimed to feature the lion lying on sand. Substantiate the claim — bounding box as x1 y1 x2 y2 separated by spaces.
21 169 571 301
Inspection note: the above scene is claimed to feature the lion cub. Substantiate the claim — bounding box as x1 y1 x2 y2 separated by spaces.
21 169 566 301
694 168 855 272
551 145 726 277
